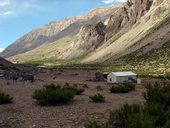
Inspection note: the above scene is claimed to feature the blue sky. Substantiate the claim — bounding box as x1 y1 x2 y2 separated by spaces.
0 0 126 51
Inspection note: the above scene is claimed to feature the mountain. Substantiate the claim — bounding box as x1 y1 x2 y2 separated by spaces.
2 0 170 76
0 57 13 68
0 5 121 58
0 17 78 58
82 0 170 63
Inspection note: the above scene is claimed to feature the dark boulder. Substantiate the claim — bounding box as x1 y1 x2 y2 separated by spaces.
21 74 34 82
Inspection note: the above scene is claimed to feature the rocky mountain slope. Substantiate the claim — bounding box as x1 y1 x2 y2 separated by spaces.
0 57 14 68
0 5 121 58
3 0 170 73
1 17 78 58
83 0 170 63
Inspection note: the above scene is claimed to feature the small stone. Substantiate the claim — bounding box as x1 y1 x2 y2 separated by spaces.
31 124 36 128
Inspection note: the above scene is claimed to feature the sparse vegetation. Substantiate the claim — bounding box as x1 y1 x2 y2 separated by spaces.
75 88 85 95
89 93 105 103
23 39 170 79
44 83 61 90
0 90 13 104
32 84 76 106
1 2 170 128
24 58 105 70
93 83 170 128
106 104 145 128
84 119 102 128
114 40 170 79
110 83 135 93
144 83 170 108
63 86 85 95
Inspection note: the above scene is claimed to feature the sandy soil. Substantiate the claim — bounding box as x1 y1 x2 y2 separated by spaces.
0 69 147 128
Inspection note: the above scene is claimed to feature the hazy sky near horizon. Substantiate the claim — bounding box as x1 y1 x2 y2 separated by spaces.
0 0 126 50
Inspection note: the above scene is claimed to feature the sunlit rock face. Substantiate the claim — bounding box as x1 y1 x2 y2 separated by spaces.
0 5 121 58
105 0 153 40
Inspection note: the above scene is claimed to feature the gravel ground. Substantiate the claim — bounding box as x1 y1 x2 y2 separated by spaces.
0 69 146 128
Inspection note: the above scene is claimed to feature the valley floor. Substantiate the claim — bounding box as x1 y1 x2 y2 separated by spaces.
0 68 168 128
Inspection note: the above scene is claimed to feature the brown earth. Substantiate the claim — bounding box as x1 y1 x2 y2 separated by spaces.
1 68 168 128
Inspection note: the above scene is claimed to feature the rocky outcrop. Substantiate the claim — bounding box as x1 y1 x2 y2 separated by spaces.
1 5 121 58
152 0 164 6
81 0 170 63
58 21 106 59
105 0 153 40
0 57 13 68
74 22 105 51
73 0 154 53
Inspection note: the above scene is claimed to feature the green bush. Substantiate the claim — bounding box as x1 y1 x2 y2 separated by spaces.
107 104 142 128
83 82 170 128
89 93 105 103
144 83 170 108
84 120 102 128
145 102 167 127
0 90 13 104
105 83 170 128
75 88 85 95
32 84 76 106
45 84 61 90
163 120 170 128
127 112 154 128
143 83 170 127
110 85 129 93
110 83 135 93
63 87 84 95
124 83 135 90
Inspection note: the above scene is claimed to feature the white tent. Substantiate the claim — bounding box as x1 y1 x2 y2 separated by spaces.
107 71 137 83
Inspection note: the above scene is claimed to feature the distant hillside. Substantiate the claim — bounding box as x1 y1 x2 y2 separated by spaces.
0 5 121 58
82 0 169 63
0 17 78 58
104 21 170 77
0 57 13 68
4 0 170 78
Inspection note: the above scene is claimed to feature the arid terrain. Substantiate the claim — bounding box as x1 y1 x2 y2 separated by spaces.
0 0 170 127
1 67 169 128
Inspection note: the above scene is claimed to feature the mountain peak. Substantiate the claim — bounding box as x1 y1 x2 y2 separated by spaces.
2 0 170 67
0 5 121 58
